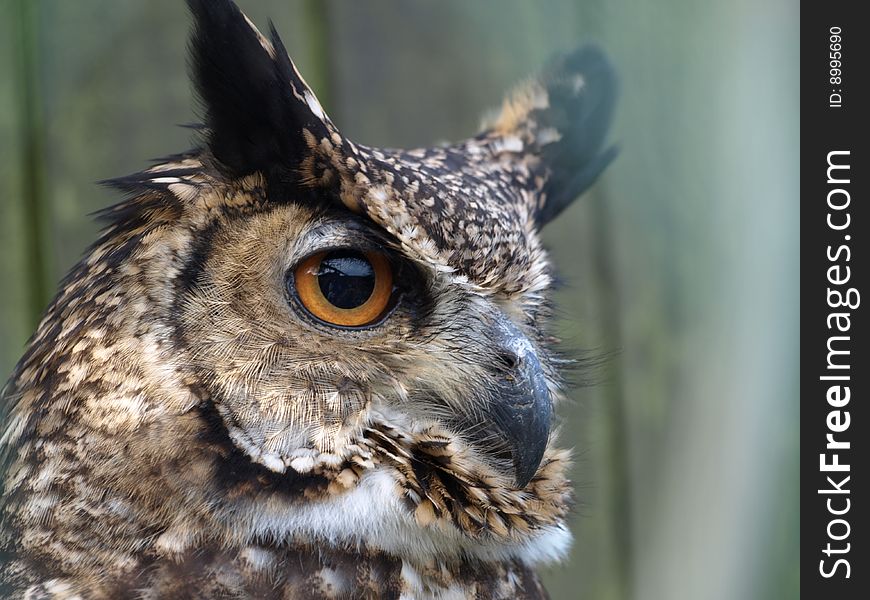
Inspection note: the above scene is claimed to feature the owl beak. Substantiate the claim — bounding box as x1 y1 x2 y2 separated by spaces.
490 316 553 489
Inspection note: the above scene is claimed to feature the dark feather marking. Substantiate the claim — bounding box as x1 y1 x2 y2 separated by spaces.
193 397 334 501
186 0 333 183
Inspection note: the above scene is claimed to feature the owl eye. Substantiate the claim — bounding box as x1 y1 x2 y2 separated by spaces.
292 249 394 328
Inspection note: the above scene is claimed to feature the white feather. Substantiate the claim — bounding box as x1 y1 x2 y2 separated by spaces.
230 468 572 567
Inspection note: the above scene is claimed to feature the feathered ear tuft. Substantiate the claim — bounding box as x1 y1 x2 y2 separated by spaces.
186 0 335 182
485 45 618 226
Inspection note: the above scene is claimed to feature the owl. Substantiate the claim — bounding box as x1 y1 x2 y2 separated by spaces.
0 1 616 598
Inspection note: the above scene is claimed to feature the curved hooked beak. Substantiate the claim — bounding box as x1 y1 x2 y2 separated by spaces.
488 314 553 489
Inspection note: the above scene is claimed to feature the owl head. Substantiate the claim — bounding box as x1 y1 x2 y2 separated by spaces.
150 0 617 495
2 0 617 570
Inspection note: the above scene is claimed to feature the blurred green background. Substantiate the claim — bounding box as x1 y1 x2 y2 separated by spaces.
0 1 798 599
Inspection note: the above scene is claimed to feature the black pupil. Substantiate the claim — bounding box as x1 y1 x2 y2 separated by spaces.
317 250 376 309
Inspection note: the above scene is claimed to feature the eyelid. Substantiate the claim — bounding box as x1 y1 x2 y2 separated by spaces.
291 220 395 264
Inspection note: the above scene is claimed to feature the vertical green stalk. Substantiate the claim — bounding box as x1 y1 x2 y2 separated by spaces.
589 186 634 600
13 0 50 326
302 0 333 113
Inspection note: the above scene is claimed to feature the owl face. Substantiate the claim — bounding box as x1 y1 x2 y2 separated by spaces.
163 0 616 496
179 195 556 488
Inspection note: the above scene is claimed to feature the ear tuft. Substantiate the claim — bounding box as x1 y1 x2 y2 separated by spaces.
186 0 334 181
486 45 619 225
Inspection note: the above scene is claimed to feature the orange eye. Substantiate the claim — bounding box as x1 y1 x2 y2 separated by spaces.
293 249 394 327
